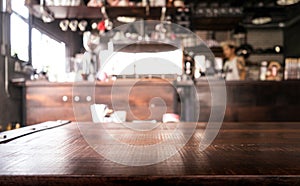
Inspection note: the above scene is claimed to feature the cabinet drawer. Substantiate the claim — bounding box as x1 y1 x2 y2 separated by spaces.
26 107 75 125
26 80 177 124
27 87 73 107
27 86 95 107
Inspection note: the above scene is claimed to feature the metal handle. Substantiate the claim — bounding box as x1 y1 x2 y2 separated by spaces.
74 96 80 102
86 96 92 102
4 56 10 97
62 96 68 102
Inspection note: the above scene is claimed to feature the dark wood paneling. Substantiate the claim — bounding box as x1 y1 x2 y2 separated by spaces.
0 59 23 128
27 107 76 124
29 5 178 20
116 43 178 53
0 12 23 130
26 80 300 124
284 18 300 57
196 80 300 122
26 79 176 125
191 17 243 30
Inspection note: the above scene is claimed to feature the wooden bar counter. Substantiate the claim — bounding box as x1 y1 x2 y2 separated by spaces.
23 79 300 125
24 79 176 125
1 121 300 185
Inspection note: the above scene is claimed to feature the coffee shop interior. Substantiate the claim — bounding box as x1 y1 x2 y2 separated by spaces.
1 0 300 185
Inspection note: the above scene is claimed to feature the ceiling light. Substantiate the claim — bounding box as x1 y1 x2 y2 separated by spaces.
117 16 136 23
91 22 98 30
277 0 299 5
251 13 272 25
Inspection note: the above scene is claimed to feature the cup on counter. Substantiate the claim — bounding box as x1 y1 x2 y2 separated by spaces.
90 104 109 123
111 111 127 123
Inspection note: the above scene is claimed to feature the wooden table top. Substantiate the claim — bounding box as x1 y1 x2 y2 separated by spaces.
1 121 300 185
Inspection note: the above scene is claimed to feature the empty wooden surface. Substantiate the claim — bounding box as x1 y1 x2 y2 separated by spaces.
1 121 300 185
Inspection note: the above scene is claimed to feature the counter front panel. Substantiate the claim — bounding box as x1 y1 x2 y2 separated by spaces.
25 79 176 125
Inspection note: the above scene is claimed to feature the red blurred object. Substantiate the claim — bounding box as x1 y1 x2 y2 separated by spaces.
97 21 105 31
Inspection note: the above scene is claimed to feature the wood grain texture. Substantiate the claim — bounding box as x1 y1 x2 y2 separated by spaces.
26 79 176 125
1 122 300 185
25 80 300 125
196 80 300 122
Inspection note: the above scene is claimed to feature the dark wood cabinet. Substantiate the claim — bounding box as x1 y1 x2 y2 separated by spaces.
25 79 300 125
195 80 300 122
25 79 176 125
26 84 75 124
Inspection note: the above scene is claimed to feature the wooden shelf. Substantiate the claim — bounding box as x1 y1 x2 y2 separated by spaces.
30 5 177 19
107 6 177 19
191 16 243 30
114 42 178 53
30 5 102 19
251 53 283 56
184 46 224 58
28 3 243 30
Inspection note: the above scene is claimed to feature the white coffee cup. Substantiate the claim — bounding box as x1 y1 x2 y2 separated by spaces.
90 104 108 123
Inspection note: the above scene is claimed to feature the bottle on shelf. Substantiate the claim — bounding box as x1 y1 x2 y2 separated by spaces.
194 55 206 79
259 61 268 81
183 50 195 81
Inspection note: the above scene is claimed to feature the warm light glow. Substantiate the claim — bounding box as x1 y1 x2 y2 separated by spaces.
275 46 281 53
277 0 299 5
101 50 183 76
32 28 66 81
10 14 29 61
117 16 137 23
252 16 272 25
